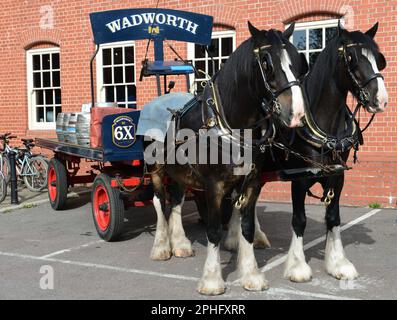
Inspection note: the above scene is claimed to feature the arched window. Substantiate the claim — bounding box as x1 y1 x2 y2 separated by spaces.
289 19 340 68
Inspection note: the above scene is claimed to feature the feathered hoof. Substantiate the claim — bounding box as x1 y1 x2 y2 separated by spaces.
151 245 172 261
284 262 313 283
197 276 226 296
173 247 195 258
241 272 269 291
253 231 271 249
326 259 358 280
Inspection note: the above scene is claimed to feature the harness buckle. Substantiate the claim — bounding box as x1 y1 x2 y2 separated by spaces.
272 100 282 115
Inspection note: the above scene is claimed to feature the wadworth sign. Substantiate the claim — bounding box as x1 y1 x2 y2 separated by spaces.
89 8 213 45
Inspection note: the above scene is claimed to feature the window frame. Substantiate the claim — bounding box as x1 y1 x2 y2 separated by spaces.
26 47 61 130
288 18 342 64
96 40 137 108
187 30 236 93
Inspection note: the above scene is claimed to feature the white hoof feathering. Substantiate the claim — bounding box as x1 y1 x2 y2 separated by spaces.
253 213 271 249
284 231 312 282
197 243 226 295
325 227 358 280
151 195 172 261
238 231 269 291
168 196 194 258
224 208 240 251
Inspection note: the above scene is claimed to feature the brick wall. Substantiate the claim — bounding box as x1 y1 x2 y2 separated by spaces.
0 0 395 207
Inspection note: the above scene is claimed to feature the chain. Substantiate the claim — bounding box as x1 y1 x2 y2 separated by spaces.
269 142 344 173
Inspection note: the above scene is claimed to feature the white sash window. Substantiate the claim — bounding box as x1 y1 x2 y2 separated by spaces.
96 41 137 109
289 19 339 68
27 48 61 130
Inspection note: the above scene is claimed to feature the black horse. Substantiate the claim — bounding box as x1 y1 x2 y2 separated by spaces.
146 22 308 295
225 22 388 283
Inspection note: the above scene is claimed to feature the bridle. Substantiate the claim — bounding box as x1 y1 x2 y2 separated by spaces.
339 43 384 107
295 42 385 164
253 44 301 117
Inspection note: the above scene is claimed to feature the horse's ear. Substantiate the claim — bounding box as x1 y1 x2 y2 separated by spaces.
300 53 309 76
248 21 261 37
365 22 379 39
283 22 295 39
377 52 386 71
337 19 346 36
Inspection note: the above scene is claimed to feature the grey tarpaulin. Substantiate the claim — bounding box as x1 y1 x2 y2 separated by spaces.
136 92 195 142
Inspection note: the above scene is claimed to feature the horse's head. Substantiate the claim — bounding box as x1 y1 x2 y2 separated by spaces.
248 22 308 128
337 22 388 113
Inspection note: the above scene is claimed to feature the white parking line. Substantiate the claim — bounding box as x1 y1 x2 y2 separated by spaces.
262 209 382 272
0 250 359 299
38 211 200 259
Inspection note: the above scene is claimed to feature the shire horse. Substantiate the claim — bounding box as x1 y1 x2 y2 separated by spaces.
225 22 388 283
146 22 308 295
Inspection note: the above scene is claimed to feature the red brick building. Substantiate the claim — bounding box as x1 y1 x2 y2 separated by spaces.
0 1 396 207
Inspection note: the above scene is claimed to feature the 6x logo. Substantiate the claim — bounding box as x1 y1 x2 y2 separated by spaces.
112 116 136 148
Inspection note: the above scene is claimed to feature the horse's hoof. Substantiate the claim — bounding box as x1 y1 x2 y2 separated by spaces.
151 246 172 261
173 248 195 258
253 232 271 249
224 236 239 252
326 259 358 280
241 272 269 291
197 277 226 296
284 262 313 283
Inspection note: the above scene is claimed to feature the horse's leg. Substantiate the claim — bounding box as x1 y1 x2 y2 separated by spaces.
150 170 172 261
237 183 269 291
224 204 240 251
224 191 270 251
324 175 358 280
168 183 194 258
284 179 313 282
253 204 271 249
197 181 226 295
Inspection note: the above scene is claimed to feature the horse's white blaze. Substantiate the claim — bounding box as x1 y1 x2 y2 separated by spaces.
197 242 225 294
280 49 305 127
362 48 388 111
150 195 171 260
284 231 312 282
325 226 358 280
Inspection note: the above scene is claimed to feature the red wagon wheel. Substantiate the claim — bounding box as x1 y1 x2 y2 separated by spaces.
91 174 124 242
47 158 68 210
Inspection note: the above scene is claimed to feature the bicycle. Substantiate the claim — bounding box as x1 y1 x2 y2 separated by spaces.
0 133 48 192
0 171 6 203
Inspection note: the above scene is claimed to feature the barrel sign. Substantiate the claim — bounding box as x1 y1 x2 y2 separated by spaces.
112 116 136 148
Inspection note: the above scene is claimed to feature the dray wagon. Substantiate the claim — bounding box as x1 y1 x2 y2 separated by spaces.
36 8 346 242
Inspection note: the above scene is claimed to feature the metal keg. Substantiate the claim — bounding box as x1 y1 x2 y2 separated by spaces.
65 113 79 144
61 113 71 143
76 113 91 147
56 113 65 142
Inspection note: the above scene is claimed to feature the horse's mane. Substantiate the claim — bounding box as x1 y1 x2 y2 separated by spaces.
216 30 285 109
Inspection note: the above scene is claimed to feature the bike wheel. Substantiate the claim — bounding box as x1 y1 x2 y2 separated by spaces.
0 154 11 184
0 172 6 203
23 156 48 192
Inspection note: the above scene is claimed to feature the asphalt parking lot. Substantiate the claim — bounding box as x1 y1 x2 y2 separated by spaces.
0 191 396 300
